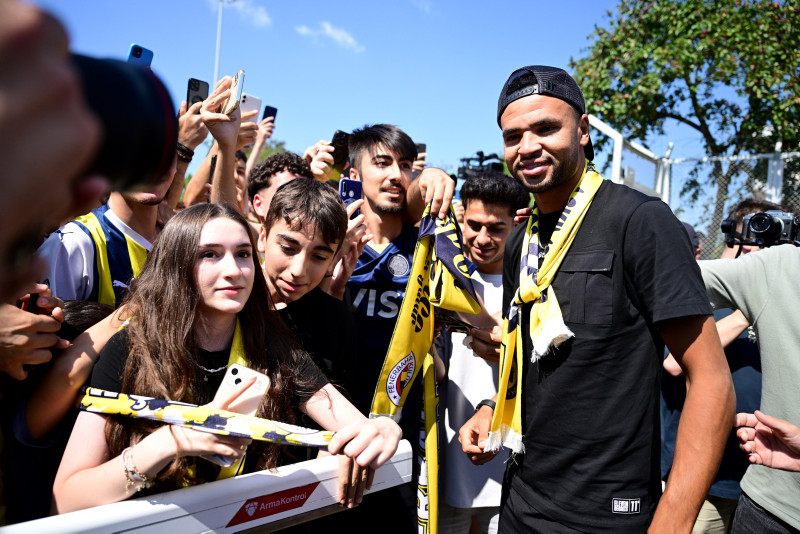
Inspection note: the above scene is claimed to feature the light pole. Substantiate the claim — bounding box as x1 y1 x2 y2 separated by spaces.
213 0 236 85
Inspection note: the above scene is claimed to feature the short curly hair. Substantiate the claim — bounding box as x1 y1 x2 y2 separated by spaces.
247 151 313 203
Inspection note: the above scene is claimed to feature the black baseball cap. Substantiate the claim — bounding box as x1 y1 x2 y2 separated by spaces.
497 65 594 160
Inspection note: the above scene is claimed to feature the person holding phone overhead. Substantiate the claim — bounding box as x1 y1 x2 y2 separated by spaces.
52 203 401 513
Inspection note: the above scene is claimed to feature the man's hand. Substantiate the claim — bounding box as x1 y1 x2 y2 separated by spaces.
325 202 372 300
417 168 455 219
304 141 339 182
514 206 533 225
256 115 274 143
468 326 502 364
736 411 800 472
0 284 68 380
177 100 209 150
452 199 465 229
412 152 427 173
199 77 241 151
236 109 258 150
327 416 402 508
459 405 498 466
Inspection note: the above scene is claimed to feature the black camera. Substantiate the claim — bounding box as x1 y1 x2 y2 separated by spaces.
71 54 177 191
722 210 800 248
131 46 143 58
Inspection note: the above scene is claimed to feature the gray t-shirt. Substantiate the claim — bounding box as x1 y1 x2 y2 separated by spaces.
700 244 800 529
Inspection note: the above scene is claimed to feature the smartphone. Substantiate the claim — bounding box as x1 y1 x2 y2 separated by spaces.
126 43 153 67
223 70 245 115
412 143 427 179
204 364 270 467
339 178 362 219
207 154 218 192
262 105 278 122
330 130 351 178
186 78 209 106
214 364 270 416
240 93 262 120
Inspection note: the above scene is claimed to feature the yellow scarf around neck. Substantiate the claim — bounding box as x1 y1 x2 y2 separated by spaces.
485 162 603 454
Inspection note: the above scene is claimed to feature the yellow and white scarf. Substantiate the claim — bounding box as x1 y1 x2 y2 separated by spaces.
485 162 603 453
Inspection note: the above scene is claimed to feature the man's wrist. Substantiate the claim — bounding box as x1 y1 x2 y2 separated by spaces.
475 399 496 413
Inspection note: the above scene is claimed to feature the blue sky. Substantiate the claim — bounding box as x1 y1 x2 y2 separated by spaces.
39 0 685 177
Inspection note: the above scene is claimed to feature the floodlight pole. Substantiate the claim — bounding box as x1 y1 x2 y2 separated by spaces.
213 0 225 85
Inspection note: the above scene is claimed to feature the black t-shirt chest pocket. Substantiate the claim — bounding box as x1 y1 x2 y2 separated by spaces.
557 250 614 325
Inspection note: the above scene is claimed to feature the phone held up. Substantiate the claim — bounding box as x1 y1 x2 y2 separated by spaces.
240 93 262 120
126 43 153 67
223 70 245 115
339 178 362 219
330 130 351 179
187 78 209 106
262 105 278 122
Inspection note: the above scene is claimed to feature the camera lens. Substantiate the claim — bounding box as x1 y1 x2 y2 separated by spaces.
235 378 242 385
132 47 142 58
72 55 176 191
748 212 784 246
231 367 238 375
720 219 734 234
190 79 199 90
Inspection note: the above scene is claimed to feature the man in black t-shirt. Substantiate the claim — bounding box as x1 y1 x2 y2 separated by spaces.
458 66 736 533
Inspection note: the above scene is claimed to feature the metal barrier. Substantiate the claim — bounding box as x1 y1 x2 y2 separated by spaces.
1 440 412 534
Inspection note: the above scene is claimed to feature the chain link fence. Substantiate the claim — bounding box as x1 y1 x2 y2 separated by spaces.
666 152 800 260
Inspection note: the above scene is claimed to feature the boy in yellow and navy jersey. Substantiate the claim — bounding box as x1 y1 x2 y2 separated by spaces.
37 178 172 307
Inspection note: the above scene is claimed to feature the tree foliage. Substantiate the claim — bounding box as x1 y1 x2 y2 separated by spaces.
572 0 800 154
571 0 800 247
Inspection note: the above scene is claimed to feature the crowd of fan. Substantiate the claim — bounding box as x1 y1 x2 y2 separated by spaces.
2 3 800 534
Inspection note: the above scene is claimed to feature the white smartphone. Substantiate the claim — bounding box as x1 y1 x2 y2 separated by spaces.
204 364 269 468
223 70 245 115
240 93 262 121
214 363 270 416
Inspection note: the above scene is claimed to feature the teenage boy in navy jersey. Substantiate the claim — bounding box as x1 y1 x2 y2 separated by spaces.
342 124 453 531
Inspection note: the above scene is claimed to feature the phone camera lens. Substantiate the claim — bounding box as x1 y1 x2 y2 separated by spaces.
132 47 142 58
235 378 242 385
190 80 199 90
231 368 238 375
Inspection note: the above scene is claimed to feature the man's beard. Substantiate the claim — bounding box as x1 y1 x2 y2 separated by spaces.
512 156 568 193
375 201 403 214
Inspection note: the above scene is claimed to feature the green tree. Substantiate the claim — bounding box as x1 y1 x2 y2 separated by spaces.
248 138 287 164
571 0 800 246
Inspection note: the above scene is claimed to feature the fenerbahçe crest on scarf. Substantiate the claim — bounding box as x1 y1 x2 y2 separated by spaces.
371 204 481 418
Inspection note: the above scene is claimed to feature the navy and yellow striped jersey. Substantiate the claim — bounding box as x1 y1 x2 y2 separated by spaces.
345 224 419 420
71 204 148 307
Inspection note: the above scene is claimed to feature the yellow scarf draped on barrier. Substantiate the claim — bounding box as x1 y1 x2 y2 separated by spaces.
77 321 330 480
370 205 481 534
485 162 603 454
77 388 333 448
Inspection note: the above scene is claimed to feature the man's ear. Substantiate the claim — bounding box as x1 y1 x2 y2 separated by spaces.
258 222 267 253
579 113 590 149
349 167 360 181
253 192 266 219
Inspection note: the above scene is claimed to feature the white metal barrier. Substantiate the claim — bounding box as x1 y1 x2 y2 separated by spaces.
1 440 412 534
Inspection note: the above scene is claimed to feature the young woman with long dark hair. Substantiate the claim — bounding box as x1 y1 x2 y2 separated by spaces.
53 203 400 513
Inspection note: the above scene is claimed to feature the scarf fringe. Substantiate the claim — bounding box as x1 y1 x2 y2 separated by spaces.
531 316 574 362
485 425 525 454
